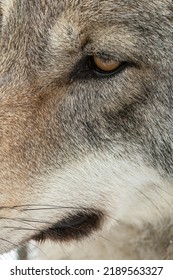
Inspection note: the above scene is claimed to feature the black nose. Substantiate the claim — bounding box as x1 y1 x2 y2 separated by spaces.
33 210 104 242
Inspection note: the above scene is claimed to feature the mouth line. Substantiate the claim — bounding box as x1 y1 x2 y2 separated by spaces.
32 210 104 242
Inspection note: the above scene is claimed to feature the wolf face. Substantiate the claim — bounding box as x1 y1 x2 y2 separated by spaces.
0 0 173 258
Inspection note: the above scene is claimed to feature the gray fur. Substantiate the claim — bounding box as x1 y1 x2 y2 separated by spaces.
0 0 173 259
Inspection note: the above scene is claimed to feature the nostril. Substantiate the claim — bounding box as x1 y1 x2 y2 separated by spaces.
57 212 92 229
33 210 104 242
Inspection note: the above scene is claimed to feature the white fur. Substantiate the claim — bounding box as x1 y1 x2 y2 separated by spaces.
1 147 173 255
37 149 173 228
29 149 173 259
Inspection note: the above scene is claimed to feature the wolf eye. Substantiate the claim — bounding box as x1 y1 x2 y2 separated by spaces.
70 54 130 81
89 55 128 78
93 56 121 72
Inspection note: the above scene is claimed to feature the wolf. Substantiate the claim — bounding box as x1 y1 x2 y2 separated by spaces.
0 0 173 259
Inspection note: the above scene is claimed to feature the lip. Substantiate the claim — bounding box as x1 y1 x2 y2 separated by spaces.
32 210 104 242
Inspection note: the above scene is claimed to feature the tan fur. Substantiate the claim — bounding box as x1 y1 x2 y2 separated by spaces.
0 0 173 259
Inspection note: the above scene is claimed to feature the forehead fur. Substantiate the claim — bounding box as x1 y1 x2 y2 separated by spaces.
1 0 172 51
1 0 172 22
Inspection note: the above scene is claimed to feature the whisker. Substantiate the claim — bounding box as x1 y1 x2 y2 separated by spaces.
20 206 87 212
96 233 118 245
3 226 40 231
156 185 173 198
136 188 163 217
104 213 120 224
0 204 88 211
153 186 173 210
0 216 52 225
0 238 18 248
26 241 49 259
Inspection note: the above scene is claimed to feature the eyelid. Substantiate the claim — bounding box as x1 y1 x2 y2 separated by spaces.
86 52 121 63
83 44 131 63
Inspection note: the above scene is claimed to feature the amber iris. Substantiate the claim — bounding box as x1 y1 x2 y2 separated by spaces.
93 55 121 72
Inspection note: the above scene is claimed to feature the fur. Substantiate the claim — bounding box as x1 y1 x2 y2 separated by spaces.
0 0 173 259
